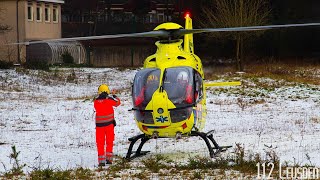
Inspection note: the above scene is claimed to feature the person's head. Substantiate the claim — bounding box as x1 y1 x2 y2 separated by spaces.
98 84 110 94
176 71 188 85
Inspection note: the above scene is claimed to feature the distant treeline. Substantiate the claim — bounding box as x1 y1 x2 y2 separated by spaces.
193 0 320 60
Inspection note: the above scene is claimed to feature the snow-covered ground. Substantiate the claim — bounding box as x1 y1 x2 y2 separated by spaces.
0 67 319 174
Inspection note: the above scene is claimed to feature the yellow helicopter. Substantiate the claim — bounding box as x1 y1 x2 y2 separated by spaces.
124 13 320 160
15 12 320 160
126 13 241 159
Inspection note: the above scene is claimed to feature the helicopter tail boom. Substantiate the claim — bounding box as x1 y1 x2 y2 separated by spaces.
205 81 241 87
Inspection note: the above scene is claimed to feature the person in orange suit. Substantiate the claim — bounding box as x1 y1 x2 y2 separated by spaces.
94 84 121 166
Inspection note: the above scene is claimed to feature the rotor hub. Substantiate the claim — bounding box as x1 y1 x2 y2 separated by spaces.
154 22 183 31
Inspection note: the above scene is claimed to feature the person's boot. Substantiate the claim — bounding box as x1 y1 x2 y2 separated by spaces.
98 162 105 167
106 159 112 164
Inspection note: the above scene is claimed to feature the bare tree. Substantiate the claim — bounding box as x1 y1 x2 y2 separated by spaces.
0 8 10 33
0 7 14 62
200 0 270 71
2 36 17 62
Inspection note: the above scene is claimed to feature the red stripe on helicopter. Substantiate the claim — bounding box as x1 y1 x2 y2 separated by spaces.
182 122 187 129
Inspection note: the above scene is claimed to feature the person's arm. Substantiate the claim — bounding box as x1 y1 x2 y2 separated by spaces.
111 94 121 107
108 90 121 107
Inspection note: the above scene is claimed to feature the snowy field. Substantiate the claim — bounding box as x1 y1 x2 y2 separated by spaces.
0 67 320 174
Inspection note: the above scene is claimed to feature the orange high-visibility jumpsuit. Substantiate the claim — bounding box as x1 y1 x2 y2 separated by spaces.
94 94 121 164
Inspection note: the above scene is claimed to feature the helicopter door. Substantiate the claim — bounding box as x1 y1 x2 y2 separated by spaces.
163 67 194 123
132 68 160 124
193 71 205 130
163 67 194 106
133 68 160 109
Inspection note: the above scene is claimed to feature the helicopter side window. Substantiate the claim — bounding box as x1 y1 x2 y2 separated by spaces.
163 67 194 107
195 72 203 102
133 68 160 109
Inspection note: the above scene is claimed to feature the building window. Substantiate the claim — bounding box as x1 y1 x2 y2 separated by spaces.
158 13 164 23
147 13 156 23
27 5 33 21
36 6 42 22
53 7 58 23
45 6 50 22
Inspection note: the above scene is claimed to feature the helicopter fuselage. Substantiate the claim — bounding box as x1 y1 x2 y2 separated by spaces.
132 38 207 138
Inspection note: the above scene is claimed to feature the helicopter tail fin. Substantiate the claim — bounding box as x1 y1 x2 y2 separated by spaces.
184 13 194 53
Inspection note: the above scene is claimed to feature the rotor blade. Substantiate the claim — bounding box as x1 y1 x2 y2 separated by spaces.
174 23 320 37
12 30 169 45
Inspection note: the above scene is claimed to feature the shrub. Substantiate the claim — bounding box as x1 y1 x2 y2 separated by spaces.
24 59 49 71
2 146 26 178
0 60 13 69
61 51 74 64
66 68 77 83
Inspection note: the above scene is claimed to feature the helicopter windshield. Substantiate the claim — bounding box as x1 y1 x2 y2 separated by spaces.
163 67 194 107
133 68 160 109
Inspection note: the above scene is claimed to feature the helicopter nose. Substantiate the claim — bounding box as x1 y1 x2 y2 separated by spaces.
151 91 173 126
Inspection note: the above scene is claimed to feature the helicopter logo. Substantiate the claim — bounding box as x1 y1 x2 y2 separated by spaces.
156 115 168 123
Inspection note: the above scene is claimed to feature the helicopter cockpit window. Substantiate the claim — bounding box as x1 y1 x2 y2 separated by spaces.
163 67 194 107
133 68 160 109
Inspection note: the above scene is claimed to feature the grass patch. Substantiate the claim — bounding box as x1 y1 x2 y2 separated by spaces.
0 147 304 179
205 61 320 85
29 168 72 179
133 172 148 179
310 117 320 124
141 155 167 173
176 156 229 171
28 167 94 179
109 158 131 172
24 59 50 71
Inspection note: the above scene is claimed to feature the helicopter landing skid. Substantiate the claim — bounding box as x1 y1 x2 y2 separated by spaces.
125 131 231 160
126 134 151 160
190 130 232 158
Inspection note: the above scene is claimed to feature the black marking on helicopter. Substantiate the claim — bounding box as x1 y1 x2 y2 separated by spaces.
189 41 194 53
143 125 169 129
168 103 195 111
129 108 152 112
156 115 168 123
177 56 186 60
